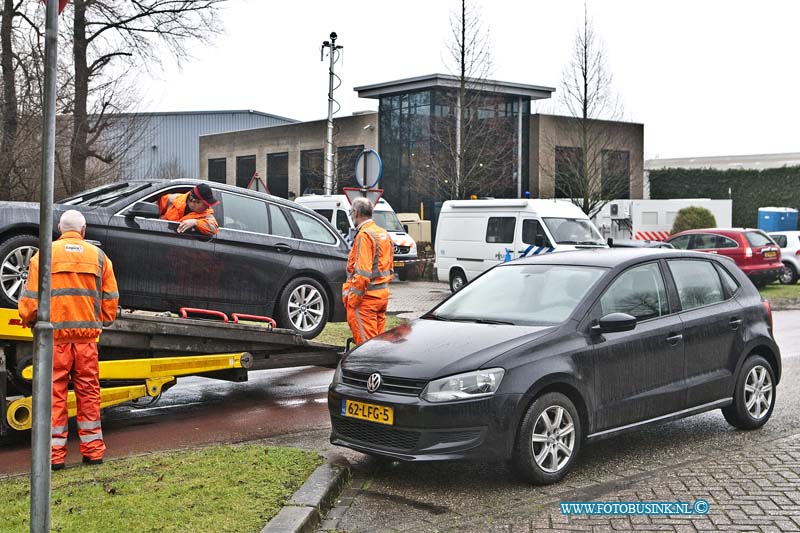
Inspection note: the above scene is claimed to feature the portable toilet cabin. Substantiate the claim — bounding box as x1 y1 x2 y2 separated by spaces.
758 207 799 232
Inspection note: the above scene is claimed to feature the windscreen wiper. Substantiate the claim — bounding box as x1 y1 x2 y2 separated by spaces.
447 317 515 325
421 314 450 321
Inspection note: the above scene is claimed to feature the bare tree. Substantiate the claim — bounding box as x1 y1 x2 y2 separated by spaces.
0 1 45 200
65 0 227 194
542 5 629 217
426 0 517 200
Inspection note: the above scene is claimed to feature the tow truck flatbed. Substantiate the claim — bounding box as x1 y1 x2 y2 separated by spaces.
1 308 344 435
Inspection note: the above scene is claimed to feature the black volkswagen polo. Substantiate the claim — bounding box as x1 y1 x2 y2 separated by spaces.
328 248 781 484
0 179 348 339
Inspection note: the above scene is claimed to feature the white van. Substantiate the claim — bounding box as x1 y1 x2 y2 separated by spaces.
295 194 418 280
435 198 606 292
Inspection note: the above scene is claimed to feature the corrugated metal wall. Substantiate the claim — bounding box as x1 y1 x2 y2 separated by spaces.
113 111 294 179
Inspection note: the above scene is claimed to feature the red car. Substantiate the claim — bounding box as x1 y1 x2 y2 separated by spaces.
667 228 783 287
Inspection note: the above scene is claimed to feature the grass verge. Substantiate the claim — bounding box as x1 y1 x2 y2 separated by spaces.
315 315 406 346
2 444 322 533
759 283 800 310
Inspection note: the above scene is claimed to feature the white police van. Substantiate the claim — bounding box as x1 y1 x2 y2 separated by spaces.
435 198 607 292
295 194 418 280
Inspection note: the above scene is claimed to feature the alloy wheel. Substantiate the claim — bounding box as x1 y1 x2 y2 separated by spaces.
744 365 773 420
287 284 324 332
530 405 575 473
779 265 794 284
1 245 37 304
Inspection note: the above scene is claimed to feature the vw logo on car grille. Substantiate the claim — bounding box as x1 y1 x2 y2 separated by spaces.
366 372 382 393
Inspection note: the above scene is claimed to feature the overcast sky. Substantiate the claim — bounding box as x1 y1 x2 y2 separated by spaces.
141 0 800 160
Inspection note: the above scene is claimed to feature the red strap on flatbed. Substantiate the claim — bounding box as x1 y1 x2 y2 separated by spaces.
231 313 276 328
179 308 229 323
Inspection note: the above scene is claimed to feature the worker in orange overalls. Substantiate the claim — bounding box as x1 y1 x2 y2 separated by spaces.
18 210 118 471
342 197 394 344
158 183 219 235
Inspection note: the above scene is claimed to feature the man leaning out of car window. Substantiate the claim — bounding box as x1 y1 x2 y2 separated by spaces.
158 183 219 235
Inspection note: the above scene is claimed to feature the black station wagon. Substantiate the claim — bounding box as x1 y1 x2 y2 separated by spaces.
0 179 348 339
329 248 780 484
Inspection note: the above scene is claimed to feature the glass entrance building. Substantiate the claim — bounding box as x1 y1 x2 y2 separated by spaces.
355 74 554 214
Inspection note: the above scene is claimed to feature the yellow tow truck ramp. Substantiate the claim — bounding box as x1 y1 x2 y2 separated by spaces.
7 352 251 431
1 308 342 435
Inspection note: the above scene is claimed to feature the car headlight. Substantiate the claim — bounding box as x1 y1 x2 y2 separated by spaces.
409 243 417 257
420 368 505 402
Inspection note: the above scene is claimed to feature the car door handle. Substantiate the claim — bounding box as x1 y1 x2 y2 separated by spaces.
666 333 683 345
274 243 292 254
729 317 742 329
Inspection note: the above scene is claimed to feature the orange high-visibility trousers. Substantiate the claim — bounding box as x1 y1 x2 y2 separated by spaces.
51 342 105 464
346 295 388 345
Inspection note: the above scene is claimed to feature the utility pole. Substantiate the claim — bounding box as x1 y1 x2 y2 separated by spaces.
321 32 342 195
31 0 60 530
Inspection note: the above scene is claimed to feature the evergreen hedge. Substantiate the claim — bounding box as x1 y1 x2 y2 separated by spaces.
648 166 800 228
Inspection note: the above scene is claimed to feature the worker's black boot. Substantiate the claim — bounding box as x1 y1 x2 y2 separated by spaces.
82 456 103 465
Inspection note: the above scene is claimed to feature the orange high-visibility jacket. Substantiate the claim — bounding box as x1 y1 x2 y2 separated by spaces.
18 231 119 344
159 192 219 235
343 219 394 302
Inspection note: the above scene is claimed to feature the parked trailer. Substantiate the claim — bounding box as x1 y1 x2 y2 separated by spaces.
593 199 733 242
0 308 343 436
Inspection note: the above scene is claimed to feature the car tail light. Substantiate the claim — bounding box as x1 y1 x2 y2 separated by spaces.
745 247 753 258
796 249 800 256
763 299 773 330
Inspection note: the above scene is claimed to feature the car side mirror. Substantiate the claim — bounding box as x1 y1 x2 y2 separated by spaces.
591 312 637 335
126 201 160 218
607 237 614 247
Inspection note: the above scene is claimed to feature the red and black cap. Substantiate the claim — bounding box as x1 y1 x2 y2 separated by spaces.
192 183 219 207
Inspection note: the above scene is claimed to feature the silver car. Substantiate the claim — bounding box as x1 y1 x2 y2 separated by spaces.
769 230 800 284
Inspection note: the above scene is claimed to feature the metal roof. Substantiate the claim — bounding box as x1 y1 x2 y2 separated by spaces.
355 73 555 100
645 152 800 171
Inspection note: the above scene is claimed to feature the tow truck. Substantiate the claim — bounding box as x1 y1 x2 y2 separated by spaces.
0 307 343 436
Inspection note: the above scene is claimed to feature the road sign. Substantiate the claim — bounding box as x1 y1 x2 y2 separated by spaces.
247 172 269 194
342 187 383 207
354 149 382 188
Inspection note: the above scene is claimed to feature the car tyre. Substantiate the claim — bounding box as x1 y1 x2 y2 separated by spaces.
397 269 408 281
513 392 581 485
0 234 39 308
722 355 776 430
450 269 467 293
276 276 329 339
779 262 798 285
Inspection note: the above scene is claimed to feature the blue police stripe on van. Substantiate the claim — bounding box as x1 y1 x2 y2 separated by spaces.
520 245 555 257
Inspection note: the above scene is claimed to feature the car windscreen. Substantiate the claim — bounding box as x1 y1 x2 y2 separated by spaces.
427 264 607 326
373 211 405 232
542 218 605 245
60 182 152 207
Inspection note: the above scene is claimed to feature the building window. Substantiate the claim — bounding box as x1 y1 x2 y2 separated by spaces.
235 155 256 189
300 149 324 195
208 158 226 184
267 152 289 199
554 146 583 199
602 150 630 200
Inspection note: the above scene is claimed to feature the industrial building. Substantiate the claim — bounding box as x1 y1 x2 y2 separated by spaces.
198 74 644 218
